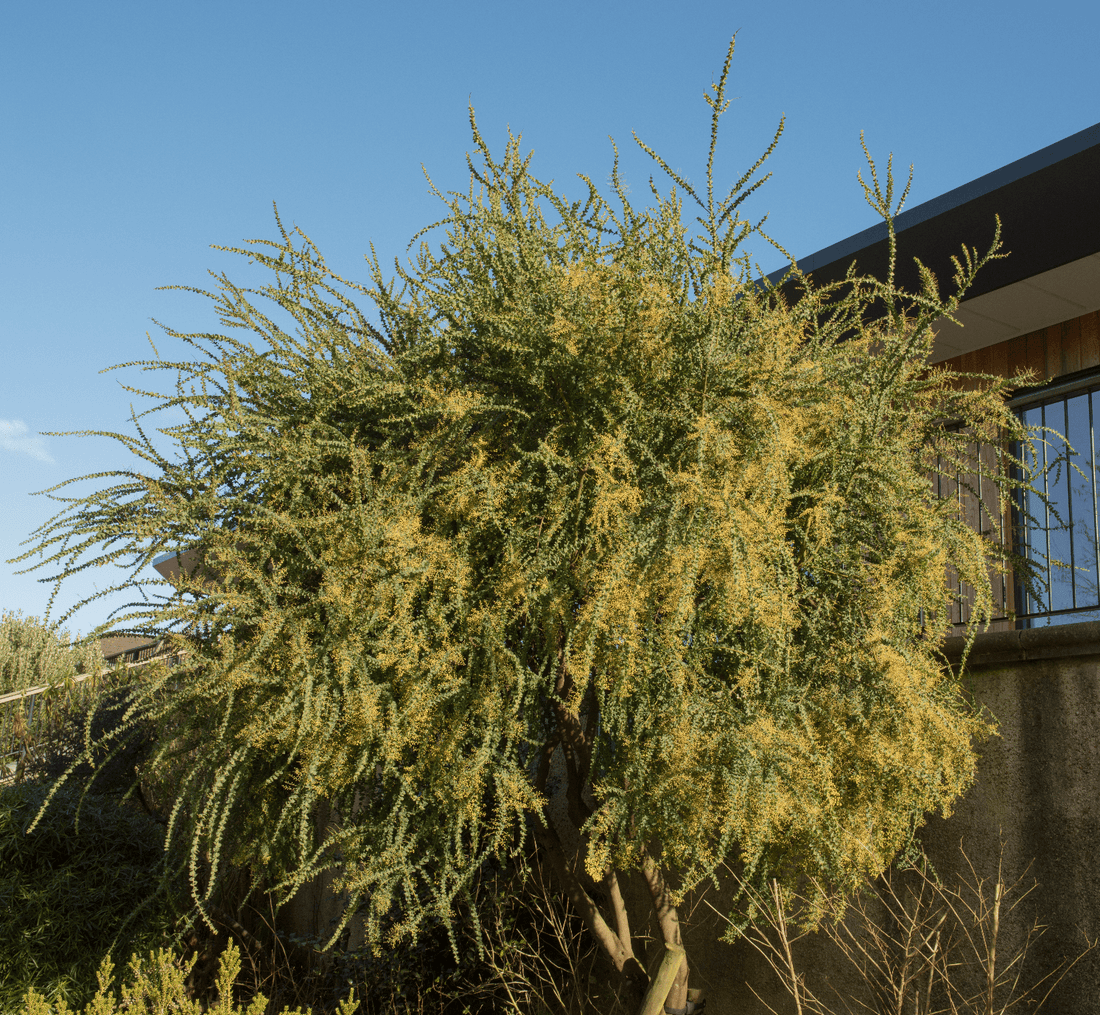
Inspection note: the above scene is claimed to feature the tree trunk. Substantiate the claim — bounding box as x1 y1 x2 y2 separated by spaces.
641 849 692 1013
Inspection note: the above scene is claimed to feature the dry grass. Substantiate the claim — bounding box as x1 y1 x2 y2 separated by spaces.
716 843 1096 1015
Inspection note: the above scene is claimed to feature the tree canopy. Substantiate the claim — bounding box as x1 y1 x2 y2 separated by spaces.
15 38 1039 1012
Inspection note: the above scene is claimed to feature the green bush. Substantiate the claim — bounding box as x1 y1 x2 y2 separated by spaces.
1 611 108 784
0 611 103 697
16 939 359 1015
24 684 154 799
0 781 183 1013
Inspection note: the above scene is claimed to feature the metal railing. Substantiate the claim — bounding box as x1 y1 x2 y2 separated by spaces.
1 646 178 785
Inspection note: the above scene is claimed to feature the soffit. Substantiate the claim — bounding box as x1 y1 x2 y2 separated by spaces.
929 251 1100 362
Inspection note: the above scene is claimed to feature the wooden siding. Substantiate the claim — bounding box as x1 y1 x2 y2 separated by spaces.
938 308 1100 384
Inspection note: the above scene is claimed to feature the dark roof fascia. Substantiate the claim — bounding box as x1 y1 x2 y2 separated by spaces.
765 121 1100 301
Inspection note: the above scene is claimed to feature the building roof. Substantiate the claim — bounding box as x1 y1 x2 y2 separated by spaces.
768 121 1100 362
99 634 161 662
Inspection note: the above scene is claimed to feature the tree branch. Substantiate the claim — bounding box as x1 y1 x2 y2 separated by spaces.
529 814 649 1002
605 866 635 957
641 849 691 1013
552 649 596 833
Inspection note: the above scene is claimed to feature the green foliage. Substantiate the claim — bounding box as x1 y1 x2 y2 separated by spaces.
14 938 359 1015
0 782 182 1012
0 610 103 696
25 684 156 797
11 35 1040 975
1 610 108 785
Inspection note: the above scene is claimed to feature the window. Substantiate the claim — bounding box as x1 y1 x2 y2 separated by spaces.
935 425 1014 631
1013 375 1100 627
937 371 1100 630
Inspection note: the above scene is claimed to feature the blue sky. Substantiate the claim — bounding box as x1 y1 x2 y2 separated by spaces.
3 1 1098 635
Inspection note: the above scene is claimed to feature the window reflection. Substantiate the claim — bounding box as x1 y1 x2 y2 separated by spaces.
1014 384 1100 627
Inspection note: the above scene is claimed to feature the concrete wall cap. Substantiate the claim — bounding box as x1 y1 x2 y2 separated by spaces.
941 619 1100 668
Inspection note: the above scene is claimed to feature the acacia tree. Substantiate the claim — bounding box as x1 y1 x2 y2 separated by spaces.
17 40 1038 1014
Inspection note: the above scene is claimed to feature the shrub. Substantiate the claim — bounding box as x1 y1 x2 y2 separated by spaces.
1 610 107 784
0 781 183 1012
16 939 360 1015
0 610 102 697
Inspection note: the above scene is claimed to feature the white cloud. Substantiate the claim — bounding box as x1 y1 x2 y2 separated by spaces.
0 419 55 463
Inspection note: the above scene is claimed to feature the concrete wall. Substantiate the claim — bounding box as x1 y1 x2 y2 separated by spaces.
922 622 1100 1011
